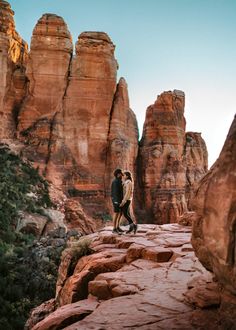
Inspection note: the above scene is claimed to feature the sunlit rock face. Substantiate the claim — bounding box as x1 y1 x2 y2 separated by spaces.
60 31 118 215
136 90 208 224
0 0 28 138
105 77 139 202
17 14 73 176
28 224 233 330
14 16 138 218
191 115 236 294
0 2 206 224
18 13 73 132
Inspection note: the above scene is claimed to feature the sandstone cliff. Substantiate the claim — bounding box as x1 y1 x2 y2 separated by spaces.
191 115 236 295
15 14 138 219
105 77 139 202
2 2 236 329
0 0 28 139
0 1 206 224
17 13 73 176
137 90 208 224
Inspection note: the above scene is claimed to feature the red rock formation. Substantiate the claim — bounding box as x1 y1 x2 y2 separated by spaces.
1 2 206 226
47 183 96 235
185 131 208 203
25 299 56 330
64 199 96 235
16 19 138 219
58 31 118 216
137 90 208 224
105 77 139 199
17 14 73 175
0 0 28 138
29 224 234 329
31 299 99 330
191 115 236 295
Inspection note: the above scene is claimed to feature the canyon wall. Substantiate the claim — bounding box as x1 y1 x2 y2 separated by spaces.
191 115 236 295
14 12 138 218
0 0 28 139
0 1 206 223
137 90 208 224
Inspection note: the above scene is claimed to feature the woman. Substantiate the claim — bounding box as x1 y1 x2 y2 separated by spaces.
120 171 138 234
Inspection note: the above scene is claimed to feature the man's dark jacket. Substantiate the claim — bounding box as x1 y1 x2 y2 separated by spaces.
111 177 123 204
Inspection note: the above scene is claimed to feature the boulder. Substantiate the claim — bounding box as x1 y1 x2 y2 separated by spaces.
191 115 236 294
16 212 47 237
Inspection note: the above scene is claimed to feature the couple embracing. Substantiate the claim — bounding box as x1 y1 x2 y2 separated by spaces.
111 168 138 235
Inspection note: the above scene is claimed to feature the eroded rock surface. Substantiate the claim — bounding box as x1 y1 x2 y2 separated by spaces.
17 13 73 176
14 13 138 218
105 77 139 204
29 224 234 330
191 115 236 295
137 90 208 224
1 1 207 225
0 0 28 138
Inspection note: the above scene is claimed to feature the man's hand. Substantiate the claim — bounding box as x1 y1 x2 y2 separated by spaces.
120 202 124 207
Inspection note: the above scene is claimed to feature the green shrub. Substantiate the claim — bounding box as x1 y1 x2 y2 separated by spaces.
0 145 55 329
0 145 52 234
67 237 94 276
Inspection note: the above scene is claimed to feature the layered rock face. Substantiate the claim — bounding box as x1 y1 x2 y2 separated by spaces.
17 14 73 175
191 115 236 295
0 0 28 138
60 32 118 214
15 13 138 217
137 90 208 224
105 77 139 198
1 1 205 224
185 131 208 201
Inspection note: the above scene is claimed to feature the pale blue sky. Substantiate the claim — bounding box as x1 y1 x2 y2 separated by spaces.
9 0 236 166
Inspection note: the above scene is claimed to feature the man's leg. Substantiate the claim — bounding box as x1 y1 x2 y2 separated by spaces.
113 212 119 229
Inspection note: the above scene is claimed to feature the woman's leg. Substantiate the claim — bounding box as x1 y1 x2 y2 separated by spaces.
122 200 133 225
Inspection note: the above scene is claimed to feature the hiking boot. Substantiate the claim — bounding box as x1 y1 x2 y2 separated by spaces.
117 227 124 233
112 228 121 235
126 223 134 234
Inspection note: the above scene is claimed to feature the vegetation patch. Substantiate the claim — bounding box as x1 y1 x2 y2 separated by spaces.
0 144 58 329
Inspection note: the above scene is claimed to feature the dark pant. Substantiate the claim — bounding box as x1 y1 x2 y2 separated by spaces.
122 200 133 225
112 201 121 213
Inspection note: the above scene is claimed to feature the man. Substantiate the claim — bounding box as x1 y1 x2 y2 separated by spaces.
111 168 124 234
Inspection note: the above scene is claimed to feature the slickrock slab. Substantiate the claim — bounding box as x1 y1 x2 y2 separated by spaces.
32 224 232 329
32 298 99 330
